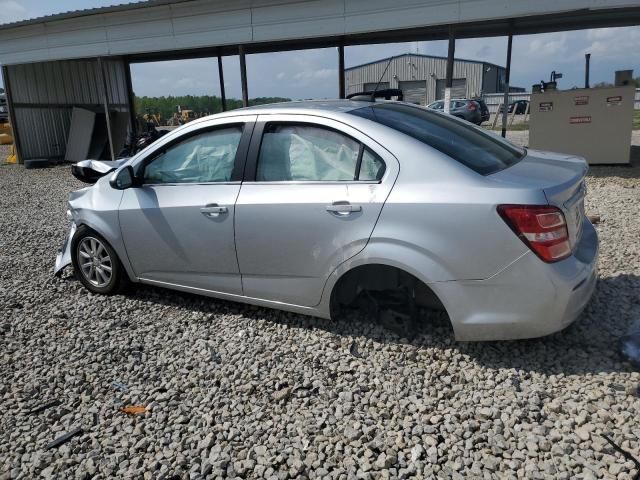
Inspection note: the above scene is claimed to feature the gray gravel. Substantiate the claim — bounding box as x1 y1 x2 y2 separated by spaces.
1 156 639 480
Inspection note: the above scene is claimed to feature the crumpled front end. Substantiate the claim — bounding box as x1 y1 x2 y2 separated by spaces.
54 221 77 276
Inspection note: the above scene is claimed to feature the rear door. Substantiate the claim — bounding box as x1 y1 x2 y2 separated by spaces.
234 114 399 307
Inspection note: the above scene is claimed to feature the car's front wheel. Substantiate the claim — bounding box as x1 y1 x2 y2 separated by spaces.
71 226 131 295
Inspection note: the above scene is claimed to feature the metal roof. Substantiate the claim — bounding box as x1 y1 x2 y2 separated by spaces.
0 0 186 30
0 0 639 66
345 53 504 72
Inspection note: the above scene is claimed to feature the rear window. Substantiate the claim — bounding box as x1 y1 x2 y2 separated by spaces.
349 103 524 175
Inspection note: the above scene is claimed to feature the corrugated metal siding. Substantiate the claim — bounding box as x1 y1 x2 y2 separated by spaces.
7 59 128 106
13 107 71 160
345 55 488 104
6 58 129 161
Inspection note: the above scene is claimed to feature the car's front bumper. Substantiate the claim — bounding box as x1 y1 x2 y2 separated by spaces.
54 222 76 276
436 218 599 341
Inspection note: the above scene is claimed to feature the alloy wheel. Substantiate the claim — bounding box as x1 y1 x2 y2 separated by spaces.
77 236 113 287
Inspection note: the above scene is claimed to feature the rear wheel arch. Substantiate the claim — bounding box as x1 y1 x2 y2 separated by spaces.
329 263 448 320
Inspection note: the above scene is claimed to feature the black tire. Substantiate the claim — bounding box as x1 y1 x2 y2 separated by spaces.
71 225 131 295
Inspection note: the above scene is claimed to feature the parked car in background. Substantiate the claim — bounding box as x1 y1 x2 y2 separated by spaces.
499 100 529 115
55 100 598 341
426 99 482 125
473 98 490 123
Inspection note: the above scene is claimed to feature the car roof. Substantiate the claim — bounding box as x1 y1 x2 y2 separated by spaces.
225 99 368 115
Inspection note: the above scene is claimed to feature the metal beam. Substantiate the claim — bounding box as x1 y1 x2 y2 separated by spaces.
217 55 227 112
584 53 591 88
239 45 249 107
97 57 115 161
444 27 455 114
125 7 640 65
501 33 513 138
123 57 137 141
338 44 345 99
1 65 23 164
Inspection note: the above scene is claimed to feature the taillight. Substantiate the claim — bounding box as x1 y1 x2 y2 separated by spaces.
497 205 571 263
467 103 477 111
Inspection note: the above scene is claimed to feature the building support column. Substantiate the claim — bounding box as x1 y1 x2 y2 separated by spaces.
584 53 591 89
217 54 227 112
444 27 455 114
338 44 345 99
239 45 249 107
123 57 137 141
501 33 513 138
98 57 115 161
1 65 24 164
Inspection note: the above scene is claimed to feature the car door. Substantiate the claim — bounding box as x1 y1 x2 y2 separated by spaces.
234 114 399 307
119 116 255 294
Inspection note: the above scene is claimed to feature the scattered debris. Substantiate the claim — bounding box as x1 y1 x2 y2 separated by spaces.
27 399 60 414
120 405 147 415
601 434 640 480
46 427 83 450
349 341 363 358
111 381 128 392
587 214 601 224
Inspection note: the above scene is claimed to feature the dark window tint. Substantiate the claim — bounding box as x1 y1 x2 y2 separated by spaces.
349 103 524 175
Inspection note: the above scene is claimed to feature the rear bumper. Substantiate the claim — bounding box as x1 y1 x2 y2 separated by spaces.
436 218 599 341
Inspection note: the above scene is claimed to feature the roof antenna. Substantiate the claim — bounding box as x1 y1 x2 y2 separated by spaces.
371 57 393 100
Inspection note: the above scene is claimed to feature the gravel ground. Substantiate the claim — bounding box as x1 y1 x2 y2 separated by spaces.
1 152 639 479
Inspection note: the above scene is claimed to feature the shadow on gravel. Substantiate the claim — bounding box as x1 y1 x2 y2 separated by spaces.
98 271 639 377
588 146 640 179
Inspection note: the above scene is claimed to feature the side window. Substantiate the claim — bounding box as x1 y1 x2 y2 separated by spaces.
256 124 360 181
358 148 386 181
144 126 243 184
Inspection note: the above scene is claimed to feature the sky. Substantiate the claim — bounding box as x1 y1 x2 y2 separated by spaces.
1 0 639 99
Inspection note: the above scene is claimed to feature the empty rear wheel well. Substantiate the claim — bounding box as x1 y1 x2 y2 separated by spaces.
330 264 446 317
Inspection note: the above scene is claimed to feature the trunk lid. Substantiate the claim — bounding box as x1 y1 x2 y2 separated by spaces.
491 149 588 248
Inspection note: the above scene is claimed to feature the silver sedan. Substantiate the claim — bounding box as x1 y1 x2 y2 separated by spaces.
55 100 598 341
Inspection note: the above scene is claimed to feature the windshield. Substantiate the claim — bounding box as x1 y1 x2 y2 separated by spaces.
349 103 525 175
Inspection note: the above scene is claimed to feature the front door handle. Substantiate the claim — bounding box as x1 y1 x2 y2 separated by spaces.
200 204 228 218
326 203 362 215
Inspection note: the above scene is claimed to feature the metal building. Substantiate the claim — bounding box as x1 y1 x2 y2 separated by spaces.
0 0 638 164
346 53 506 105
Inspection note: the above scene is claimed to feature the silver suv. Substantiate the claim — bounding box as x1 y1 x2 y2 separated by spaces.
55 100 598 341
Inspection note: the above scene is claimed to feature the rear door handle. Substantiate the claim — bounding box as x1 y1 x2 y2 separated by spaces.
326 203 362 215
200 204 228 217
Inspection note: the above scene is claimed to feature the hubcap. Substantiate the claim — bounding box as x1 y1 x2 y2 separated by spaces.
78 236 112 287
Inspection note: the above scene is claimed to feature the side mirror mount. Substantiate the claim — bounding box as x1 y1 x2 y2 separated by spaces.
110 165 136 190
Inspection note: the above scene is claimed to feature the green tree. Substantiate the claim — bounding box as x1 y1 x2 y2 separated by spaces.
134 95 291 122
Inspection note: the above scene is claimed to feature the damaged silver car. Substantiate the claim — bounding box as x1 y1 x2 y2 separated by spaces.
56 100 598 341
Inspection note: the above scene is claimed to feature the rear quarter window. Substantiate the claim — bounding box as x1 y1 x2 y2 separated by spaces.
349 103 524 175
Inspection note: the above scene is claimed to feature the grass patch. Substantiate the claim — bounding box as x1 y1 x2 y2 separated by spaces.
633 110 640 130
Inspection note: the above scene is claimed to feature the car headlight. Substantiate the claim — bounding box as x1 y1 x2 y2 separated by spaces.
66 208 73 221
